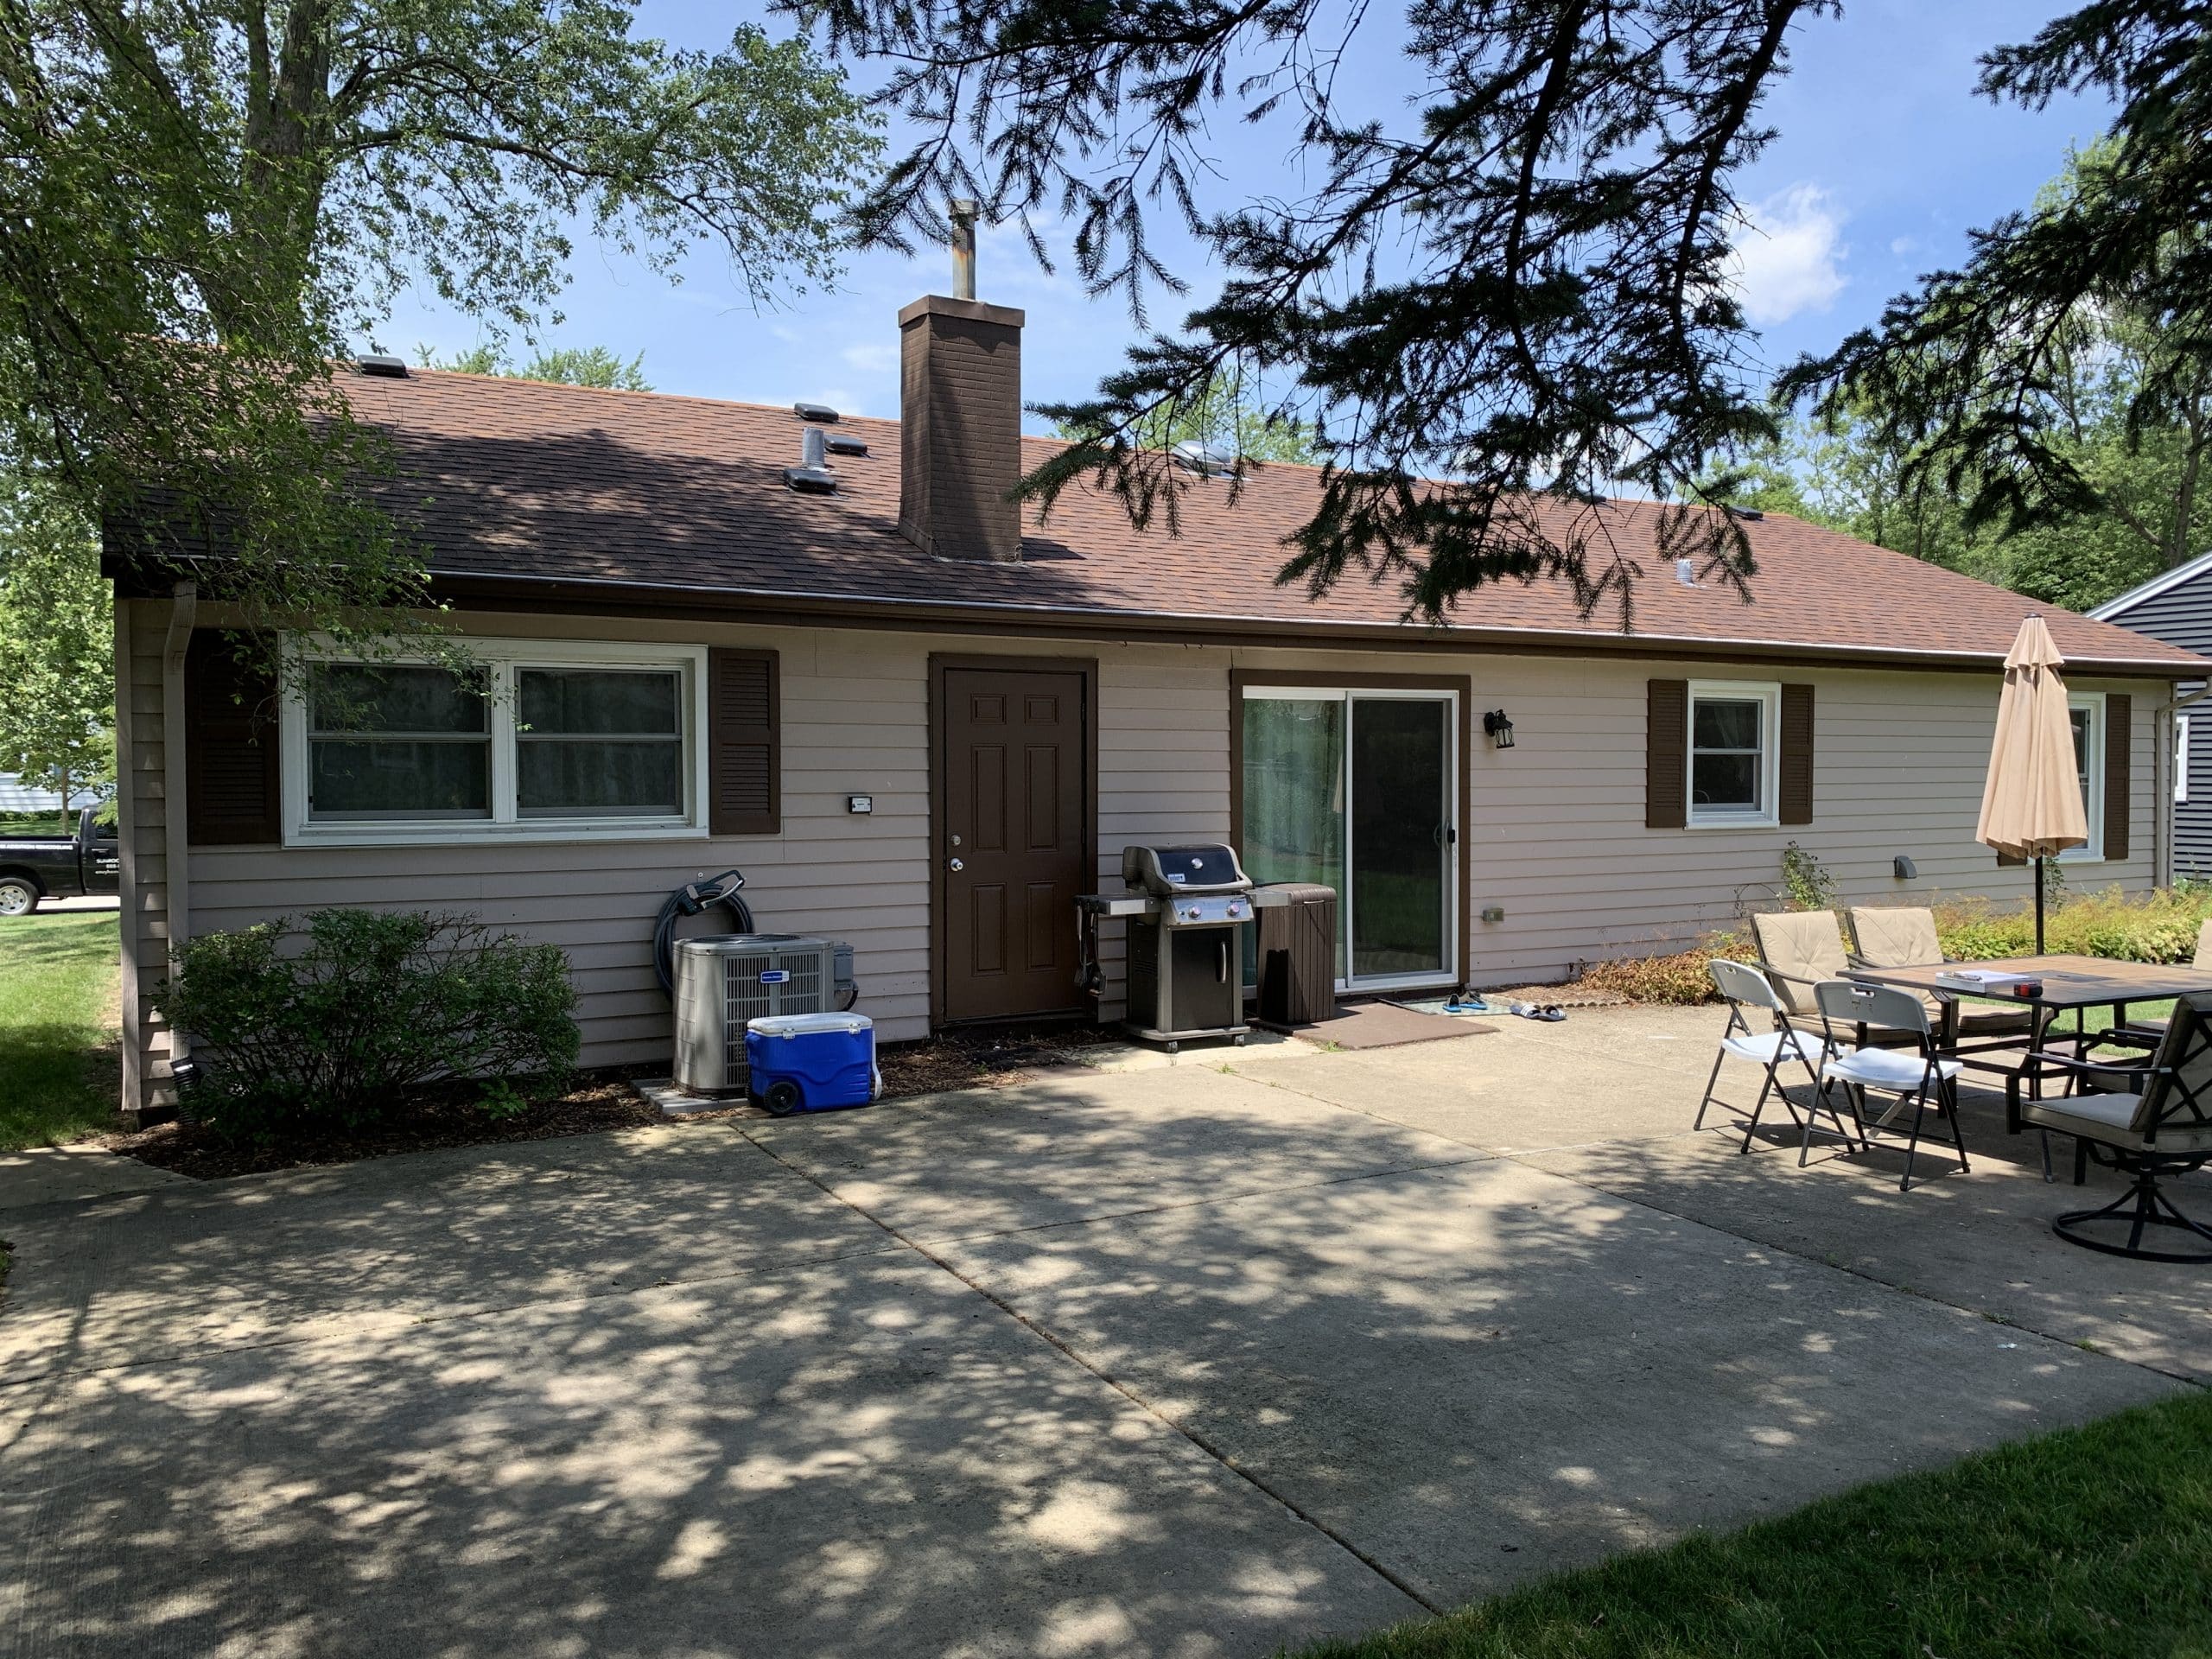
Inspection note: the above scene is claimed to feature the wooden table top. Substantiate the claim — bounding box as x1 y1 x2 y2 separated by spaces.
1847 955 2212 1007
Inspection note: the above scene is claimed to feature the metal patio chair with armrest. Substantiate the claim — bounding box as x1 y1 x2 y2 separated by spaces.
1843 906 2044 1045
2006 991 2212 1262
1696 959 1861 1161
1814 980 1969 1192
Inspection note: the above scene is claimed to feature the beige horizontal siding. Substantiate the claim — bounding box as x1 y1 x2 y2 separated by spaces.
144 604 2178 1086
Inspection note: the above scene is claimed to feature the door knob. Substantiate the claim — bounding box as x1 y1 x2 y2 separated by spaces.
948 857 965 872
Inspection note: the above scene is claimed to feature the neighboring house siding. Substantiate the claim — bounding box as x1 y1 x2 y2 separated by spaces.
124 601 2168 1104
2095 569 2212 877
0 773 65 812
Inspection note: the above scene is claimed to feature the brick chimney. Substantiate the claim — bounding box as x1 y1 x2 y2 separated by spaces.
898 201 1025 563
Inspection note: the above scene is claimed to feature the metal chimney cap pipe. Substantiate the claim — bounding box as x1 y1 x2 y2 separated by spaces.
950 199 979 301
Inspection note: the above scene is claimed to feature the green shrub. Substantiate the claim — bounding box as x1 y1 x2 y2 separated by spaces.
1578 886 2212 1006
1936 883 2212 964
152 909 579 1139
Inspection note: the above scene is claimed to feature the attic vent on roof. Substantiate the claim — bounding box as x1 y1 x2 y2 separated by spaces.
356 354 409 378
785 425 836 493
794 402 839 423
1171 439 1233 477
1728 505 1764 521
825 432 868 457
1675 558 1698 587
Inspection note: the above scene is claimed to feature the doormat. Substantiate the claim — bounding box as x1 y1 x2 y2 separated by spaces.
1302 1001 1496 1050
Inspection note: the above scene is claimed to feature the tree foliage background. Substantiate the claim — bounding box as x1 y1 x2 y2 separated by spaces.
803 0 2212 621
0 0 877 644
0 484 111 811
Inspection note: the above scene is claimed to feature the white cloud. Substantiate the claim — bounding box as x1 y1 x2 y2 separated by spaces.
1731 184 1847 327
842 341 899 374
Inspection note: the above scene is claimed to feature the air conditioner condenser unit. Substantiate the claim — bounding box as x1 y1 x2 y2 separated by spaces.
672 934 855 1094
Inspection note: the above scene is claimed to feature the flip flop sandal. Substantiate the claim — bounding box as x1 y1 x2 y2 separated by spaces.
1444 995 1490 1014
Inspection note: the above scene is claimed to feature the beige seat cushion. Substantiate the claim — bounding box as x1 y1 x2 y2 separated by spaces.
1751 911 1847 1018
2022 1090 2212 1155
1848 906 1942 968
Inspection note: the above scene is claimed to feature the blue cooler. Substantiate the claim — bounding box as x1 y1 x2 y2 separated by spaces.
745 1013 880 1116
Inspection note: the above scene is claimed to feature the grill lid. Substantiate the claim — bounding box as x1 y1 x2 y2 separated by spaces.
1121 842 1252 897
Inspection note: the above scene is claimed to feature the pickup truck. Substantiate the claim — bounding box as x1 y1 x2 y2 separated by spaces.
0 806 120 915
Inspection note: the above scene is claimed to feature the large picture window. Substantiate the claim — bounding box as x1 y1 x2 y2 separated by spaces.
283 639 709 845
1686 681 1780 828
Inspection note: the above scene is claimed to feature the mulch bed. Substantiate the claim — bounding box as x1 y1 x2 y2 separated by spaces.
103 1020 1128 1181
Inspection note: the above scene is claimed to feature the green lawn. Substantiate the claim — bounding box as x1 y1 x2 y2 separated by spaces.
1299 1390 2212 1659
0 910 123 1149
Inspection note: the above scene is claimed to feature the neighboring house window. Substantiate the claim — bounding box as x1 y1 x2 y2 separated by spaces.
2066 692 2105 861
282 639 711 846
2178 713 2191 806
1686 681 1781 828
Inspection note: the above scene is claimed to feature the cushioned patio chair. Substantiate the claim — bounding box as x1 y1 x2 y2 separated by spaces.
1697 959 1859 1162
1749 911 1848 1022
1843 906 2042 1044
1814 979 1968 1192
2006 991 2212 1262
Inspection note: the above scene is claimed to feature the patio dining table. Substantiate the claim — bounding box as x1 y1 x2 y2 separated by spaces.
1844 953 2212 1096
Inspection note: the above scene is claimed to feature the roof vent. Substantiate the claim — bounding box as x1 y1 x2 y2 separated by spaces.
785 425 836 493
825 433 868 457
794 402 840 423
1675 558 1698 587
1728 505 1764 521
357 353 410 378
1171 439 1234 477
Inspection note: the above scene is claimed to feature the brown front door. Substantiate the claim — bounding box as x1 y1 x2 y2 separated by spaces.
938 663 1090 1021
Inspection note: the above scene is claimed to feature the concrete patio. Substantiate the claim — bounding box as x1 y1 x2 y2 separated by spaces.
1 1006 2202 1657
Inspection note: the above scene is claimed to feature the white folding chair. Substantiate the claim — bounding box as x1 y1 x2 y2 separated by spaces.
1698 959 1857 1160
1815 980 1968 1191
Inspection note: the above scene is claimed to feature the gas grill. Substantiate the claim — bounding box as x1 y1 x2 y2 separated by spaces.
1078 843 1287 1050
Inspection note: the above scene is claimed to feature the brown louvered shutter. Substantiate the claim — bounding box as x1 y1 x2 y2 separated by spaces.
1646 679 1688 829
708 647 780 835
2105 693 2131 861
184 632 279 845
1778 683 1815 825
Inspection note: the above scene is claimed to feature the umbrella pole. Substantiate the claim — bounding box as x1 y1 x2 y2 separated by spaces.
2035 855 2046 955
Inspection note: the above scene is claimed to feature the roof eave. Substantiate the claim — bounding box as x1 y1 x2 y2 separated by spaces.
421 568 2212 678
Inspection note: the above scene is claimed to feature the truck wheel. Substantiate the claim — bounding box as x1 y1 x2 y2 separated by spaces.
764 1080 803 1117
0 877 39 918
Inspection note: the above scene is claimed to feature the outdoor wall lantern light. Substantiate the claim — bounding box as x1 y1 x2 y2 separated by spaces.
1483 709 1516 749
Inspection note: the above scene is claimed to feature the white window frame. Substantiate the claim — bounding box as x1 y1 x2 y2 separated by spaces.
2177 712 2190 806
1239 684 1460 993
1684 679 1782 830
280 635 711 847
2064 691 2106 862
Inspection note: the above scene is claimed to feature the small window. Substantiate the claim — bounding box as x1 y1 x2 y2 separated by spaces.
308 664 492 821
2067 694 2105 860
517 667 683 817
1687 682 1780 828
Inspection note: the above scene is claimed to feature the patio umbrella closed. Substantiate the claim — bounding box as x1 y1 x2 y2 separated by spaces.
1977 615 2088 952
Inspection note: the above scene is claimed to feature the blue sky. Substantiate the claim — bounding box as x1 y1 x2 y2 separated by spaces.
378 2 2115 431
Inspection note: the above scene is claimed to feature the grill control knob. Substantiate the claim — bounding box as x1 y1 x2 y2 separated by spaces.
1185 906 1200 920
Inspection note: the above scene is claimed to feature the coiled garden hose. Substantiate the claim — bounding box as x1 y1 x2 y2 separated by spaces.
652 870 755 998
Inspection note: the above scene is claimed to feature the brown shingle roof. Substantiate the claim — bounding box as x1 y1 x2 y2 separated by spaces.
343 368 2210 675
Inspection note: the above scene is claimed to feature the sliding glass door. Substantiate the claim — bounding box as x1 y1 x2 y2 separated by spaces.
1241 688 1457 989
